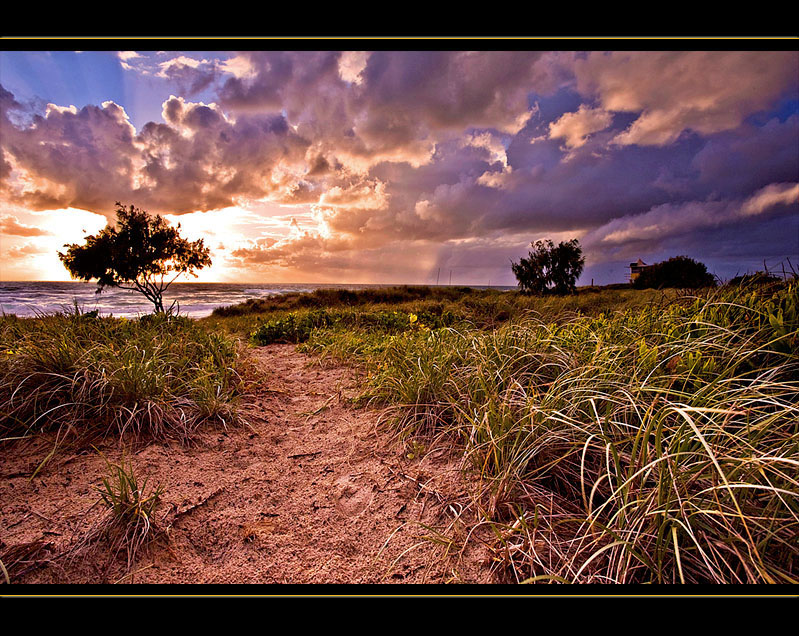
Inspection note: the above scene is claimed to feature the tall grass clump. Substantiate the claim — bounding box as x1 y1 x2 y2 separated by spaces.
356 281 799 583
0 307 242 457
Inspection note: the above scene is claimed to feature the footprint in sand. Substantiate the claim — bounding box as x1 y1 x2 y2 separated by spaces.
334 475 375 517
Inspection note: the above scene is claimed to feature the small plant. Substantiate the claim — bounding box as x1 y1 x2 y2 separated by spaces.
92 451 166 572
405 439 426 460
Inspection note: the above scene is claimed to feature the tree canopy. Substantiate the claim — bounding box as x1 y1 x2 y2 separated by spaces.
511 239 585 295
59 203 212 313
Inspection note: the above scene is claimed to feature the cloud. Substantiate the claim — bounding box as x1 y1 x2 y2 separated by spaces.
2 242 48 259
117 51 144 71
0 94 138 215
1 50 797 284
583 181 799 253
0 89 311 216
0 215 51 237
338 51 370 85
571 51 799 146
548 105 613 149
740 182 799 216
156 55 220 95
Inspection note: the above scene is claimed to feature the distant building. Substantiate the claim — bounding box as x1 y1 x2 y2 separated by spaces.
629 258 649 281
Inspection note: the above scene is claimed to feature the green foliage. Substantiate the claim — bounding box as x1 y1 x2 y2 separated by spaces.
512 239 585 295
211 285 475 317
91 450 165 572
251 309 336 345
96 452 164 527
726 271 781 286
59 202 212 313
249 307 460 346
633 255 716 290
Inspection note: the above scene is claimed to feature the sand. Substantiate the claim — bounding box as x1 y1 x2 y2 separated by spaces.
0 344 494 587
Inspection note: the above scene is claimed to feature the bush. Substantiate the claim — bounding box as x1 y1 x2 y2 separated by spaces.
250 310 335 345
249 307 461 346
633 256 716 289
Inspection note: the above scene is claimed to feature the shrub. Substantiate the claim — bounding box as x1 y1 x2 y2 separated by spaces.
633 256 716 289
250 309 335 345
726 271 782 286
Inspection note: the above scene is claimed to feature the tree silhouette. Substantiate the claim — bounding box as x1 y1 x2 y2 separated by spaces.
512 239 585 295
633 256 716 290
59 203 212 313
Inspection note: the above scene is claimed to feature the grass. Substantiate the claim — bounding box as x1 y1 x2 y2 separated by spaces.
240 280 799 584
57 450 167 579
92 451 165 572
202 283 669 342
0 306 243 469
0 306 242 580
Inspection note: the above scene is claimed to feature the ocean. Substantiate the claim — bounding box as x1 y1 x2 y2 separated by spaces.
0 281 514 318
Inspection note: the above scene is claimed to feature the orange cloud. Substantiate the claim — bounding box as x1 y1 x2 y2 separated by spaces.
0 215 51 237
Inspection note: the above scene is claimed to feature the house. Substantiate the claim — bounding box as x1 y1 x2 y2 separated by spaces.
629 258 649 281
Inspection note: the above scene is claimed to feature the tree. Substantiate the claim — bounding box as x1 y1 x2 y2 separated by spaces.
632 256 716 290
59 202 212 313
511 238 585 295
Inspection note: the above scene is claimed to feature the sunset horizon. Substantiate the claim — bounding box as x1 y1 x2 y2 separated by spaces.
1 45 798 287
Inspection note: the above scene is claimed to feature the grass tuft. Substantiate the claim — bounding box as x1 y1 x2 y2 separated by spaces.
65 450 166 579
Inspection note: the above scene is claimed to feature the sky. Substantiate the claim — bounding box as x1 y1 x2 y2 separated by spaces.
1 46 797 286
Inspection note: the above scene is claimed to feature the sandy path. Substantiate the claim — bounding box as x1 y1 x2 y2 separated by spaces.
1 344 492 586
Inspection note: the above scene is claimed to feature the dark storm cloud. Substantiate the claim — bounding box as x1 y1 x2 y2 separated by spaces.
691 114 799 197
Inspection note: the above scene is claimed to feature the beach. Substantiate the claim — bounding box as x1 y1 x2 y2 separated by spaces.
1 282 797 585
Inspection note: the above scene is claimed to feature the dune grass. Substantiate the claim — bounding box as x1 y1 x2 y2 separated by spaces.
0 307 243 466
291 281 799 583
202 284 668 341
